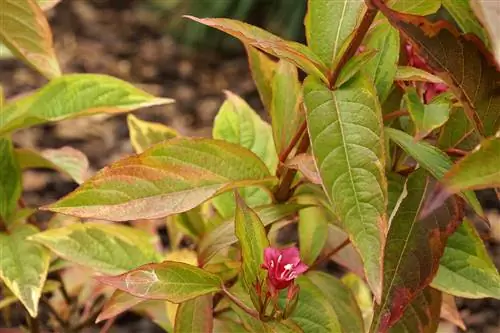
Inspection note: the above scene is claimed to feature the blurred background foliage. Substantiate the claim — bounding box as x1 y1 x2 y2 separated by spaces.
143 0 307 52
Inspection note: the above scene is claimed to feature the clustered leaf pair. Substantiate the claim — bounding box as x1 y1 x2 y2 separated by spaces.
1 0 500 332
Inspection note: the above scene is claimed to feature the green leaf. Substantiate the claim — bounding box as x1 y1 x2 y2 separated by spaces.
97 261 222 303
387 288 442 333
432 219 500 299
0 225 50 317
36 0 61 10
394 66 444 83
307 271 365 333
228 281 266 333
383 13 500 136
363 20 400 102
442 135 500 192
0 0 61 78
443 0 489 46
342 273 373 327
404 88 452 140
44 138 276 221
335 50 377 89
304 74 387 301
198 203 308 265
16 147 89 184
0 74 173 135
97 290 145 323
212 91 277 218
234 195 269 311
127 114 178 154
284 275 342 333
246 46 277 112
29 222 159 275
305 0 365 68
174 295 213 333
370 169 463 331
387 172 405 219
185 16 328 82
170 208 206 240
438 107 479 150
0 137 21 223
387 0 441 15
271 60 303 155
385 127 484 217
298 205 328 266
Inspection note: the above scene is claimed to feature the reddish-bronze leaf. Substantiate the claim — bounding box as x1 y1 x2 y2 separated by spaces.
372 0 500 137
440 293 466 331
369 169 464 332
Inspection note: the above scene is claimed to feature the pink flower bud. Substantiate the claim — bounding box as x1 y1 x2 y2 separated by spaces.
261 247 308 294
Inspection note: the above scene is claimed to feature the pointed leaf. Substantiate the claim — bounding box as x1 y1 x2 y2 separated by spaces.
0 74 173 135
363 20 400 102
185 16 328 82
380 10 500 136
0 0 61 78
285 154 321 185
305 0 365 68
432 219 500 299
394 66 444 83
442 135 500 192
304 74 387 300
387 288 442 333
127 114 178 154
0 137 21 223
30 222 159 275
307 271 365 333
97 289 145 323
387 0 441 15
0 225 50 317
298 205 328 266
271 60 303 155
44 138 276 221
404 88 452 140
283 275 342 333
385 127 484 217
342 273 374 327
36 0 61 11
16 147 89 184
246 46 277 112
335 50 377 88
198 203 307 265
212 91 276 218
370 169 464 331
440 293 466 330
228 281 266 332
234 195 269 309
387 172 405 219
174 294 213 333
97 261 222 303
471 0 500 66
438 107 479 150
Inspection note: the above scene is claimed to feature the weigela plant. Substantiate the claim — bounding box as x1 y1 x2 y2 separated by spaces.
1 0 500 332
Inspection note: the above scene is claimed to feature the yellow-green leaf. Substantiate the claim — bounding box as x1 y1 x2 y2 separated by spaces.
0 225 50 317
394 66 445 84
97 261 222 303
387 0 441 15
0 74 173 135
304 74 387 301
0 0 61 78
212 91 276 218
127 114 178 154
246 46 277 112
30 222 160 275
44 138 276 221
305 0 365 69
432 219 500 299
185 16 328 82
0 137 21 223
174 295 213 333
16 147 89 184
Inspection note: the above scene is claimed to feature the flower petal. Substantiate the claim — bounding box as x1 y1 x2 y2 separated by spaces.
294 262 308 275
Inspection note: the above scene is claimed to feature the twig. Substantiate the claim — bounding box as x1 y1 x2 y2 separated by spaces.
308 238 351 271
278 120 307 164
72 294 106 332
275 131 310 202
54 273 72 306
445 148 467 157
27 314 40 333
222 285 260 319
329 3 379 88
41 297 69 331
383 110 409 121
99 316 116 333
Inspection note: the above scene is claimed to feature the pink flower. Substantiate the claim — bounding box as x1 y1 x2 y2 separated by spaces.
261 247 308 294
423 82 448 103
405 43 428 70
